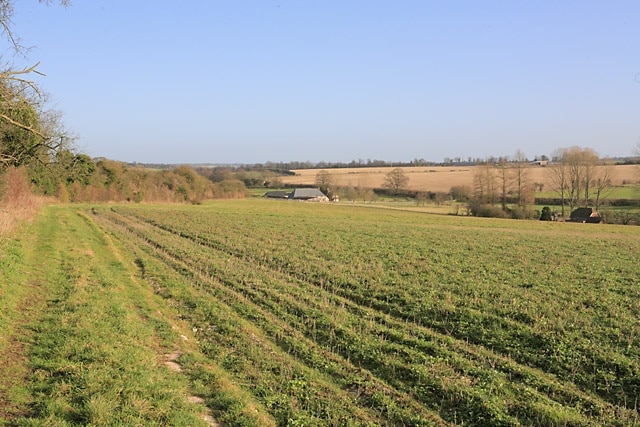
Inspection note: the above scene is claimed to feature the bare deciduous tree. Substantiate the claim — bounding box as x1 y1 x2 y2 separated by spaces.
382 167 409 195
634 142 640 181
1 1 72 171
593 161 615 211
579 148 599 206
1 1 70 53
450 185 471 202
512 149 530 207
314 170 333 194
473 161 497 204
548 146 606 214
548 148 569 217
1 67 73 171
355 179 375 202
496 157 510 209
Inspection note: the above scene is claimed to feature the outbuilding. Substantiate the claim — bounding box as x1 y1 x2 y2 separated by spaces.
264 191 290 199
569 207 602 223
287 188 329 202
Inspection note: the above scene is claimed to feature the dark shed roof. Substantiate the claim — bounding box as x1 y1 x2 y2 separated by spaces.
264 191 289 199
288 188 327 199
569 207 602 223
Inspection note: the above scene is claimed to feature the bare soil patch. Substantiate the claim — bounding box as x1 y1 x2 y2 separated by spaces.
162 351 222 427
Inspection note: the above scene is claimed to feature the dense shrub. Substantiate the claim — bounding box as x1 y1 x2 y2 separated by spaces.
0 167 45 236
468 200 539 220
601 210 639 225
0 167 32 207
450 185 472 202
540 206 552 221
509 206 539 220
49 162 241 203
213 179 248 199
469 202 508 218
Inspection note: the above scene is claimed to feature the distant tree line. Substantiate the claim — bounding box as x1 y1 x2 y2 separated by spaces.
195 166 293 189
546 146 616 216
153 151 640 176
466 150 538 219
450 147 632 221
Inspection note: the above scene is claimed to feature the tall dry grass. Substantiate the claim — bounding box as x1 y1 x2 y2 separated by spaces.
0 167 47 238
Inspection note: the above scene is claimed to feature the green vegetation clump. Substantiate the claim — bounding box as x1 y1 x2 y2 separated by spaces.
469 202 508 218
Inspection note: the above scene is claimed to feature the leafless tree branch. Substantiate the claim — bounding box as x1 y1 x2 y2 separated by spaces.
0 112 47 139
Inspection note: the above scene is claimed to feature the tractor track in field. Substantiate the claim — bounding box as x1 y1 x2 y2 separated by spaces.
0 217 59 424
162 351 221 427
82 211 224 427
0 281 45 422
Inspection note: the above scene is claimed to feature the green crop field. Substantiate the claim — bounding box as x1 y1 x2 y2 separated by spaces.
536 185 640 201
2 200 639 426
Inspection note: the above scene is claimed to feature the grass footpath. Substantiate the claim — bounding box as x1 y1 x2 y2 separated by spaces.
0 206 218 426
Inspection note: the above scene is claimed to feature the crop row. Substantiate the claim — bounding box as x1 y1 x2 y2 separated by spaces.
96 208 439 425
93 202 639 425
109 203 640 408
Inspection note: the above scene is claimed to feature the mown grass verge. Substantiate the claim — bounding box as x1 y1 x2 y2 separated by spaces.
0 206 212 426
0 209 52 422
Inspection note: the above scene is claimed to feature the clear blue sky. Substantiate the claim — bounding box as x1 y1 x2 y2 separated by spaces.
8 1 640 164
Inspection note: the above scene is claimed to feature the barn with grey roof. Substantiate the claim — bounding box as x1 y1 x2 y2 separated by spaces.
287 188 329 202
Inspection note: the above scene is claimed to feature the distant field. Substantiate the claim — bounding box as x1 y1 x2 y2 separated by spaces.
280 164 640 193
537 185 640 200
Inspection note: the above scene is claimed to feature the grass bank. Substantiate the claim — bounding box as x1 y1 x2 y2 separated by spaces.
0 206 215 426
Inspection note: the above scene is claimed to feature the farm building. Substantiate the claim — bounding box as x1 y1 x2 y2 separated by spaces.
288 188 329 202
569 207 602 223
264 191 290 199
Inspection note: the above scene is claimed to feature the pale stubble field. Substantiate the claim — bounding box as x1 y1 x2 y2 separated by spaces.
280 164 639 193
